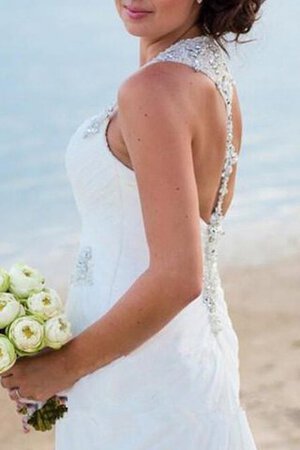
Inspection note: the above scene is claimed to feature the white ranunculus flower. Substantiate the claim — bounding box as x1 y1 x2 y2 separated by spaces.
0 293 23 329
8 315 45 355
27 288 63 321
8 263 45 299
0 334 17 374
0 268 10 293
44 314 72 349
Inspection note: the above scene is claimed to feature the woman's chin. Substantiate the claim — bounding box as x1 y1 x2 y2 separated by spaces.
122 24 151 38
125 30 147 37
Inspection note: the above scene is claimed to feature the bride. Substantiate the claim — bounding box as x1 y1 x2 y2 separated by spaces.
2 0 264 448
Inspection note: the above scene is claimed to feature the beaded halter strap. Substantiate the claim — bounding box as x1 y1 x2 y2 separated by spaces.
142 36 239 336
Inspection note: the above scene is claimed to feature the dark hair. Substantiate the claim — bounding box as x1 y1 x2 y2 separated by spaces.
197 0 266 52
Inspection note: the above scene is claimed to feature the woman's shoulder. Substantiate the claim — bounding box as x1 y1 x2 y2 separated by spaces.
122 57 218 111
117 56 224 137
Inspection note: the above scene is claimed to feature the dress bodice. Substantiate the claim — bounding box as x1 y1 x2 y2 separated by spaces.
65 35 239 337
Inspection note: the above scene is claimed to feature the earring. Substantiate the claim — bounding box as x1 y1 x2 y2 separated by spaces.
196 0 202 4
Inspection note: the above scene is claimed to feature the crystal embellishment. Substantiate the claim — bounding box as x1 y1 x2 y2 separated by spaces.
82 115 103 139
82 103 116 139
145 36 235 108
70 246 94 286
201 217 224 335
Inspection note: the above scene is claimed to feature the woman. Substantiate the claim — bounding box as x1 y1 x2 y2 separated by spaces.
1 0 264 448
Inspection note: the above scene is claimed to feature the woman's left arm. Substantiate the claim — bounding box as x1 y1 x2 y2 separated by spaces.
1 63 205 401
66 63 205 379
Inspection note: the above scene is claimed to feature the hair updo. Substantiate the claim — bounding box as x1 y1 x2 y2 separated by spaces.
196 0 266 51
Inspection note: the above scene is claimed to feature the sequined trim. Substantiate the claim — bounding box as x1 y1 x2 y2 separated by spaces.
201 218 224 335
82 104 115 139
70 246 94 286
145 36 234 108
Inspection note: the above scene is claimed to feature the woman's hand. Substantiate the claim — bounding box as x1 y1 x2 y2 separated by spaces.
0 343 78 403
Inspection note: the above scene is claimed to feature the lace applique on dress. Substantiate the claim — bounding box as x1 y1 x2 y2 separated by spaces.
82 105 115 139
70 246 94 286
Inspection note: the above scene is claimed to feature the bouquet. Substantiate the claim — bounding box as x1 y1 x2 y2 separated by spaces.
0 263 72 432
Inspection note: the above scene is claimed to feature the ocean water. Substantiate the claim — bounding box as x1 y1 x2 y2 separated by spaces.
1 0 299 280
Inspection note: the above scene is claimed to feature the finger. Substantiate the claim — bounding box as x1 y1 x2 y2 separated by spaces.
0 376 9 389
39 347 54 355
9 388 21 402
1 375 17 390
0 369 14 377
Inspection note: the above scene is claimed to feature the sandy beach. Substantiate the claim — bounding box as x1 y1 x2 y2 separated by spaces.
1 253 299 450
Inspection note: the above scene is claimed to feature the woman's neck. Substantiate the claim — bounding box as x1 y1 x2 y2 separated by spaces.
139 24 203 67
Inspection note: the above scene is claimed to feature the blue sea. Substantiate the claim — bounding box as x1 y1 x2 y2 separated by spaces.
1 0 299 281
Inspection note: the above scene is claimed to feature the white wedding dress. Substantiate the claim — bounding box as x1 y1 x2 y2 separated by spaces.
55 35 257 449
